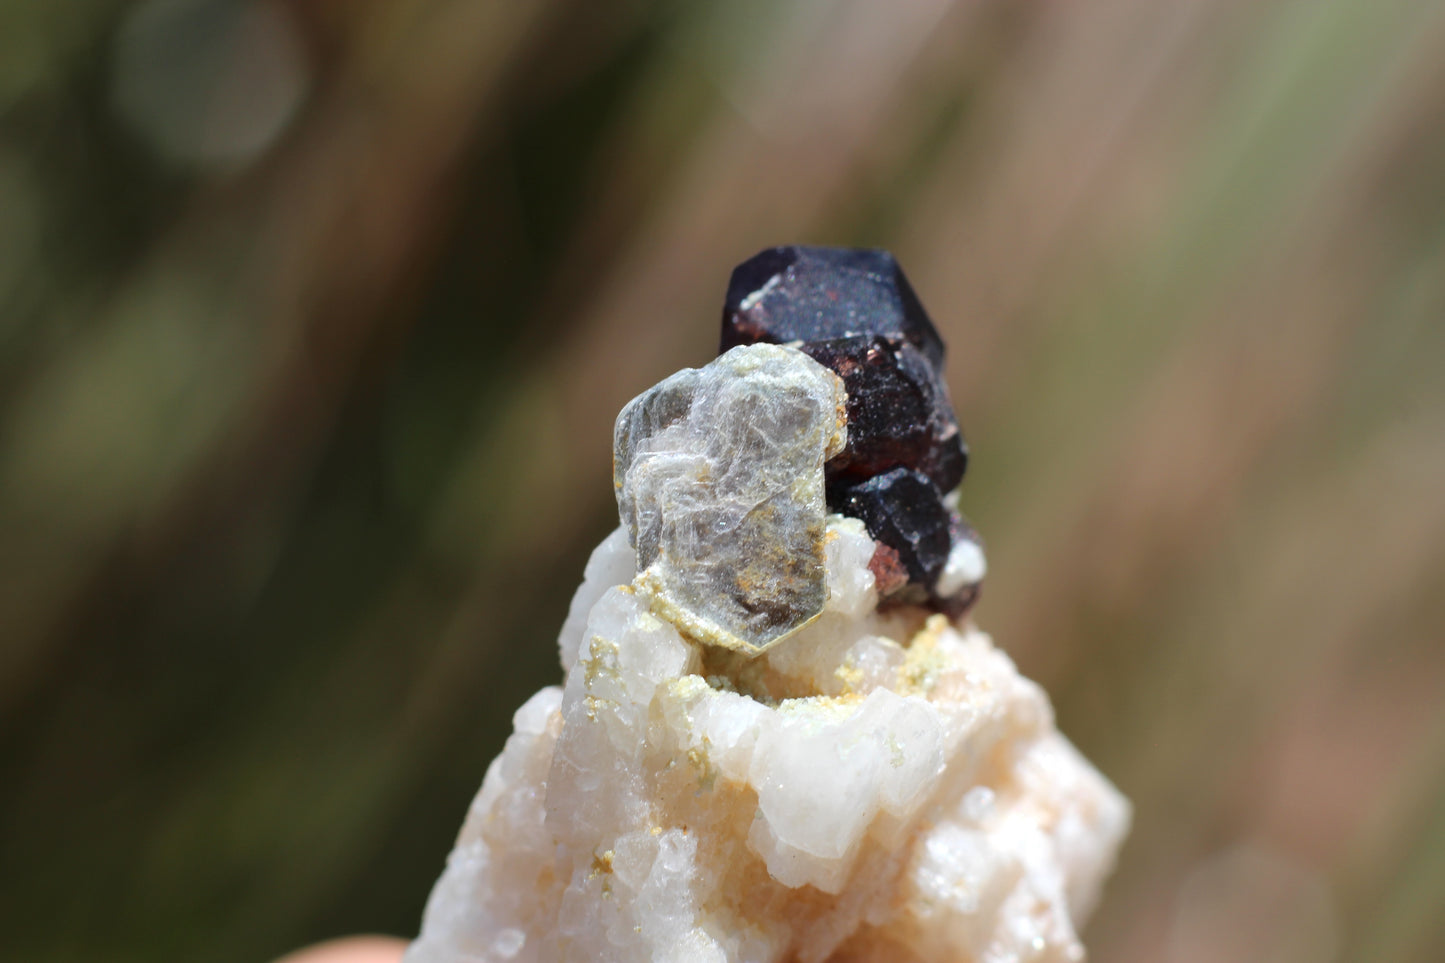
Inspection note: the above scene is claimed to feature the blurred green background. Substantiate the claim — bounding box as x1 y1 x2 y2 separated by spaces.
3 1 1445 961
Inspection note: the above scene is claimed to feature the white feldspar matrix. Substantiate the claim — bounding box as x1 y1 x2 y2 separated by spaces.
406 251 1130 963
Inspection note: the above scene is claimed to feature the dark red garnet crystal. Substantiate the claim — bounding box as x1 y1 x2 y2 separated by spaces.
720 246 945 370
830 468 952 590
800 335 966 494
720 245 983 615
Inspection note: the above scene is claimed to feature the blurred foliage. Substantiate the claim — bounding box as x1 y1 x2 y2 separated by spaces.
3 1 1445 961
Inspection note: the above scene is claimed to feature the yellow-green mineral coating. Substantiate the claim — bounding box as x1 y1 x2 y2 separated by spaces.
613 344 847 655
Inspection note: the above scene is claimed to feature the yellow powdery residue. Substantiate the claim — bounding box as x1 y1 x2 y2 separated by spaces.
834 658 866 694
776 692 867 729
686 737 719 793
582 637 621 687
896 615 951 697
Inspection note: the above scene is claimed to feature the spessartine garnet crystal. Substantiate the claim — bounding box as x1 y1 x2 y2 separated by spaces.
721 245 984 621
719 246 945 370
799 334 966 492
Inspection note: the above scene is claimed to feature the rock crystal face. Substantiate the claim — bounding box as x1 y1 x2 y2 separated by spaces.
406 518 1130 963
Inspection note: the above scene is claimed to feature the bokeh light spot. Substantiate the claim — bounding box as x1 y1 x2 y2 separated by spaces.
110 0 310 169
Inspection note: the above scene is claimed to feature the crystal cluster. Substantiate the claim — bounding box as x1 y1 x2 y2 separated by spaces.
406 524 1129 963
404 248 1130 963
720 246 982 616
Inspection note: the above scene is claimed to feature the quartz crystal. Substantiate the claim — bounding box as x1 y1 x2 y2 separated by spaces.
405 251 1129 963
405 520 1130 963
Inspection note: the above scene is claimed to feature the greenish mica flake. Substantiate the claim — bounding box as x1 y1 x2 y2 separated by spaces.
613 344 847 655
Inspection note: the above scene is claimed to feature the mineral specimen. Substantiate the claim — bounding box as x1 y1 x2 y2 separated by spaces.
404 250 1129 963
613 344 848 655
829 467 954 595
801 335 966 494
720 246 946 371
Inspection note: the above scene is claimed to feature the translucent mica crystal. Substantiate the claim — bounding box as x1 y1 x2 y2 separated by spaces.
613 344 848 655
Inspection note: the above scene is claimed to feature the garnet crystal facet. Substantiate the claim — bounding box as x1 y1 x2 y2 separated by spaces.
720 246 946 371
801 334 966 494
831 467 952 585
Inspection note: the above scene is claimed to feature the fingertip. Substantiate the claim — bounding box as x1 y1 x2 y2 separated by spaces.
273 935 407 963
